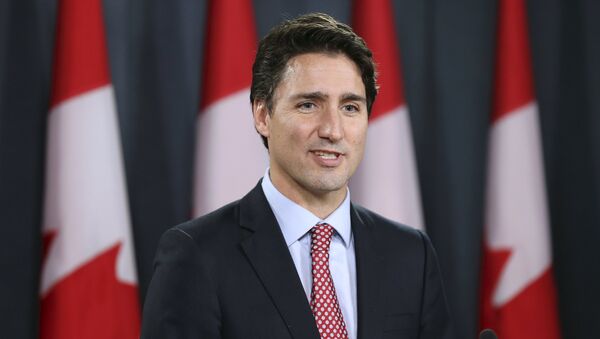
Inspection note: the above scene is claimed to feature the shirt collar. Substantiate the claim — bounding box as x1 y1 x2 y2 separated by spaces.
261 168 352 248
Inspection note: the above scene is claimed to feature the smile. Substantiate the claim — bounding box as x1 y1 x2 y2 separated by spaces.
313 150 341 159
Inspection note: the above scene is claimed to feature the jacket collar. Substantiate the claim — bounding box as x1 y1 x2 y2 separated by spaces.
238 181 384 339
239 181 320 339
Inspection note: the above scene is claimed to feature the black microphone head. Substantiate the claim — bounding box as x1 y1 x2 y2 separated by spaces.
479 328 498 339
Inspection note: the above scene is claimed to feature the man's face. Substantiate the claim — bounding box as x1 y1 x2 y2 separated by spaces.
254 52 368 201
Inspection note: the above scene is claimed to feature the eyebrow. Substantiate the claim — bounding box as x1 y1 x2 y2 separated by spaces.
340 93 367 104
290 91 367 103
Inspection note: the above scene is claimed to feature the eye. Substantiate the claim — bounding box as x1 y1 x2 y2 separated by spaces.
297 102 317 112
342 104 360 113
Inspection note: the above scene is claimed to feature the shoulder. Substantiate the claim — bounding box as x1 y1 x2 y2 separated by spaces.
157 200 248 258
352 204 425 239
351 203 432 255
157 181 269 257
177 200 240 238
151 198 250 279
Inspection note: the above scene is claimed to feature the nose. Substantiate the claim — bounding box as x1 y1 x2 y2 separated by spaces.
317 106 344 142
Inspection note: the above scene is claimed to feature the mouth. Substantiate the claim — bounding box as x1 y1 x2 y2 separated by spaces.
310 149 345 167
312 150 342 159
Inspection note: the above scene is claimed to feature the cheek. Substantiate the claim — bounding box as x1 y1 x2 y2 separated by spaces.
271 119 306 151
284 121 313 146
347 122 368 147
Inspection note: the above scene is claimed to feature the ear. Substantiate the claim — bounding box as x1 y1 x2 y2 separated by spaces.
253 100 270 138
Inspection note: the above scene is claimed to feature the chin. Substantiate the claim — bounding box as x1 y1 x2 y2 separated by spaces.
308 176 348 193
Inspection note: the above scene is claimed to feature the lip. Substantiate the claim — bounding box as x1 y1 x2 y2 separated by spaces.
310 149 344 167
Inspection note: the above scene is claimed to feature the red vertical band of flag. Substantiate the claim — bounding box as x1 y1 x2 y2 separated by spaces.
40 0 140 337
480 0 561 338
491 0 534 123
49 0 109 107
193 0 267 217
199 0 256 109
352 0 405 120
350 0 424 229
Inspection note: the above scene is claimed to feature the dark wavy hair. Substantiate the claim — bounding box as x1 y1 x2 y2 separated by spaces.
250 12 378 148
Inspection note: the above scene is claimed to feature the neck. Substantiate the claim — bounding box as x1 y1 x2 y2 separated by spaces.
269 170 347 219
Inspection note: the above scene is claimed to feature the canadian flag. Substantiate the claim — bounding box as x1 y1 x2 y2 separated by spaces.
350 0 424 229
192 0 267 217
40 0 140 337
480 0 561 338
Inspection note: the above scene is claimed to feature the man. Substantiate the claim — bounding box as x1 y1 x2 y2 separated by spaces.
141 13 454 339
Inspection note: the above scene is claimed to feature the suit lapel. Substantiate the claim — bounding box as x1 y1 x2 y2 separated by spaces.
351 205 385 339
239 182 320 339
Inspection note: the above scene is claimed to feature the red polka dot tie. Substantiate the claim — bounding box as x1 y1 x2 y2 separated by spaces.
309 223 349 339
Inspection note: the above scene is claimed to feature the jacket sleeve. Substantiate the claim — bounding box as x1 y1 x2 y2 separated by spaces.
141 228 221 339
418 231 456 339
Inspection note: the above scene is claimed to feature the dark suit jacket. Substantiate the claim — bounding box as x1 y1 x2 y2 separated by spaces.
141 181 454 339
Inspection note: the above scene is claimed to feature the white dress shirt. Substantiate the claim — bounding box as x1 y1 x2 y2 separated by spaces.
261 169 357 339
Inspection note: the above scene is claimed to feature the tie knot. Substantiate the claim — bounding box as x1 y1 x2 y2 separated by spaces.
310 223 334 252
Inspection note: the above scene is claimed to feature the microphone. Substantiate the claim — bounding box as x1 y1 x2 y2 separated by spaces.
479 328 498 339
